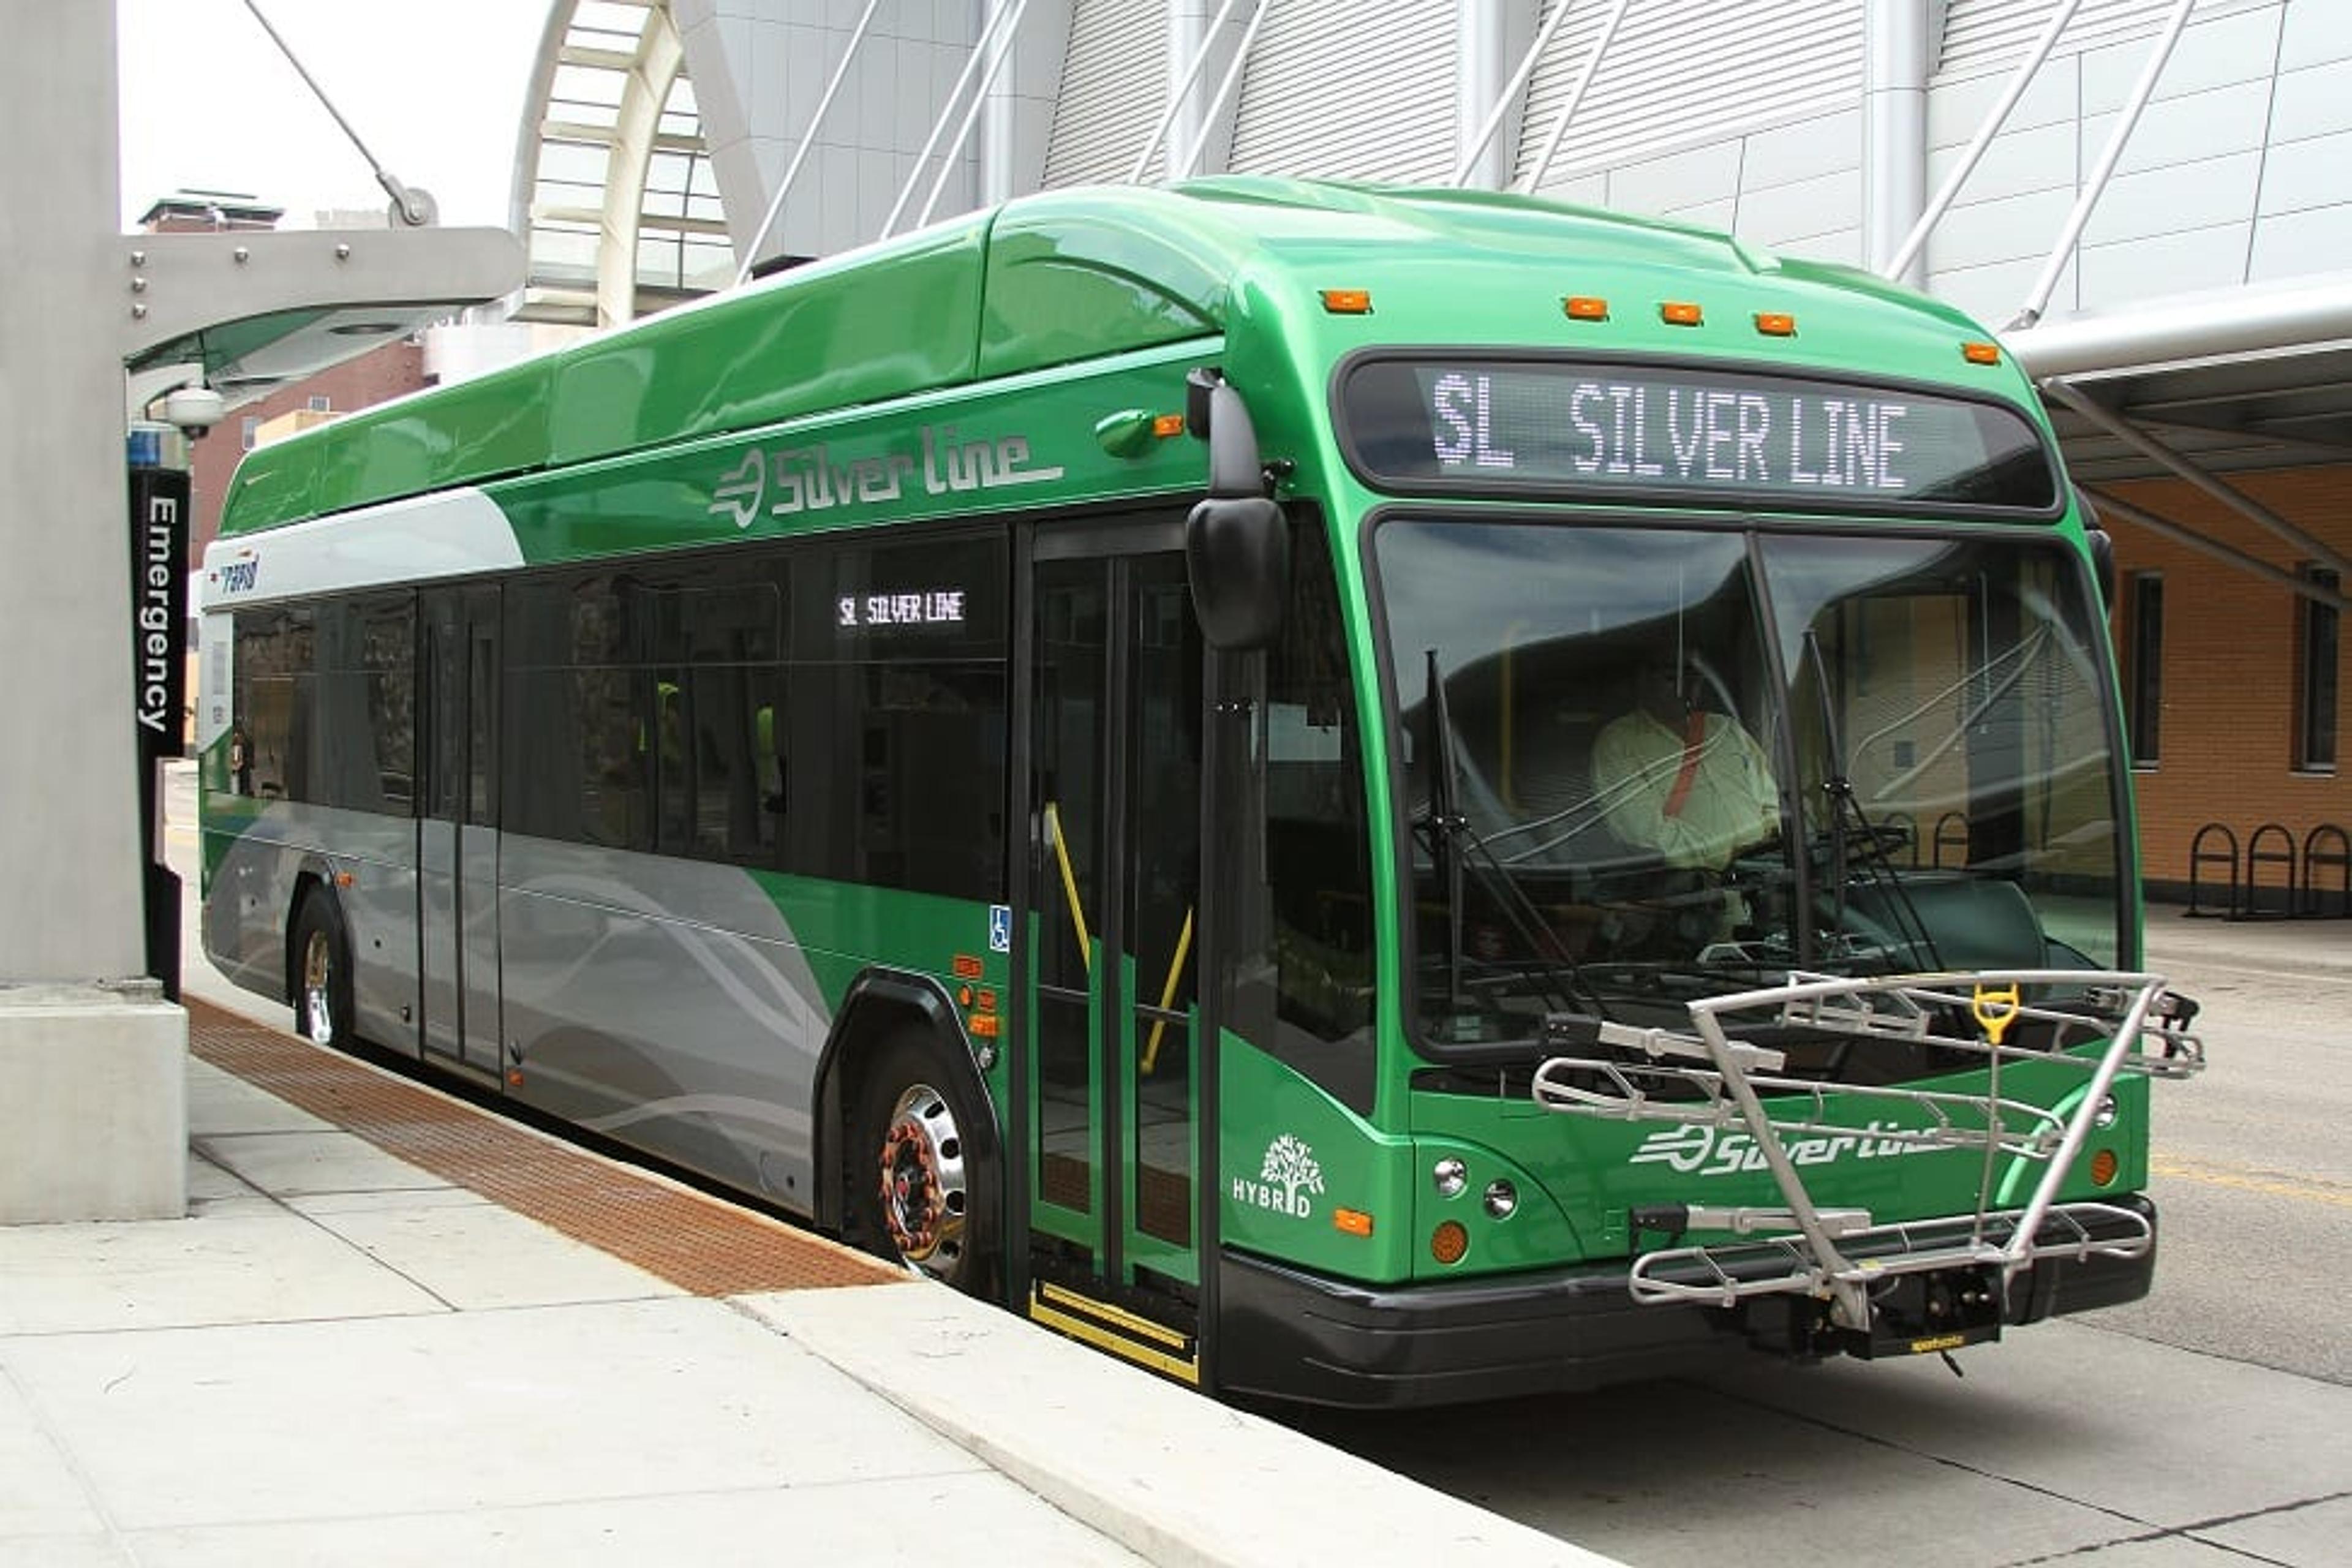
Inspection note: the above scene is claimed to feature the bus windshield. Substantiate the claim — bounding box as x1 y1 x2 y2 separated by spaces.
1373 518 2127 1049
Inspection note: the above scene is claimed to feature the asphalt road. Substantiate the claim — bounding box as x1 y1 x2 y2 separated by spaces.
1289 921 2352 1567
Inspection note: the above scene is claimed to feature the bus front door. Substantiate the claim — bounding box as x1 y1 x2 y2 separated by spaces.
1021 526 1205 1381
418 585 501 1080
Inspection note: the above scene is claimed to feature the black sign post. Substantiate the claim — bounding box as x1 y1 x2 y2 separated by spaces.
128 423 189 1001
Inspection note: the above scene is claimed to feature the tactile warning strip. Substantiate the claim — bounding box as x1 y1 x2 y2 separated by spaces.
187 998 905 1296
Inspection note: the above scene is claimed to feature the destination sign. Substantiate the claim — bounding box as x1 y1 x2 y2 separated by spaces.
1339 358 2054 511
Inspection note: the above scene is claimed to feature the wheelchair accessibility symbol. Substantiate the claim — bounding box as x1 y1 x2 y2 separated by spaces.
988 904 1012 954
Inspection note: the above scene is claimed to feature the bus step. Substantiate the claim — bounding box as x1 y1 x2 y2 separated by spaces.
1027 1280 1200 1386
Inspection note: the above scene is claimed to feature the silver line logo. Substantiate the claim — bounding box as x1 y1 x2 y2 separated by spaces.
707 424 1064 528
1629 1121 1939 1180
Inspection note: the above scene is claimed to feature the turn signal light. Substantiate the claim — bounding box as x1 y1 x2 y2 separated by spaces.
1660 300 1704 326
1321 288 1373 314
1962 340 2002 365
1152 413 1186 438
1431 1220 1469 1265
1333 1207 1374 1237
2089 1149 2119 1186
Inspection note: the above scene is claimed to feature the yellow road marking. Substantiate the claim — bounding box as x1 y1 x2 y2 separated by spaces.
2151 1156 2352 1209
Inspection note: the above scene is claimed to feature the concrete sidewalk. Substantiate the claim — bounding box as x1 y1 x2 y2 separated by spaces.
0 993 1612 1568
2144 900 2352 977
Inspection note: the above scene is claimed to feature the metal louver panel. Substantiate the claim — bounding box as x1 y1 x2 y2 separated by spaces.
1514 0 1862 187
1228 1 1458 183
1044 0 1168 187
1937 0 2266 78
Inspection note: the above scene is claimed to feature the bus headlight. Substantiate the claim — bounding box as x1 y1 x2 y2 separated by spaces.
1432 1157 1469 1199
1483 1179 1518 1219
2093 1095 2119 1129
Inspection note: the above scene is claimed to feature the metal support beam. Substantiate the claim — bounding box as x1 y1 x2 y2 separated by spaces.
883 0 1030 236
2086 489 2352 614
1132 0 1249 183
595 3 685 326
1517 0 1634 195
2011 0 2196 330
1887 0 2082 280
735 0 884 282
1453 0 1561 189
2003 276 2352 380
2046 378 2352 581
1172 0 1275 182
122 228 526 368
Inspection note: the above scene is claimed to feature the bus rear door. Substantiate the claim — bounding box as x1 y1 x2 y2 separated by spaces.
419 584 502 1082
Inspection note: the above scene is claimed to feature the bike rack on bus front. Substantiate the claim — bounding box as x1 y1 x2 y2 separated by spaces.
1531 970 2204 1340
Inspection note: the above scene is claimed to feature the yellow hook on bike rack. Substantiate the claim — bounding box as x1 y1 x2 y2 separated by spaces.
1972 981 2021 1047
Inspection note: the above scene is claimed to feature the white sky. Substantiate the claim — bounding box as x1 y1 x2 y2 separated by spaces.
116 0 552 232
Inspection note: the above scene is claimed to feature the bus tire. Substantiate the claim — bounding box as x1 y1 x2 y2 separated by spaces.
846 1032 998 1299
290 889 356 1050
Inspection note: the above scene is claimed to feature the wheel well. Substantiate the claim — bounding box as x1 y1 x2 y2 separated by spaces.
813 971 998 1234
282 870 331 1004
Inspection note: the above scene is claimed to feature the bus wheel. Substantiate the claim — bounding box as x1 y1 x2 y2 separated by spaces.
290 891 355 1050
851 1036 997 1297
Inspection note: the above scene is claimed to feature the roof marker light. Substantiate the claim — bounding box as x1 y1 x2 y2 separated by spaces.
1562 295 1610 321
1754 311 1797 337
1660 300 1703 326
1321 288 1373 314
1962 340 2002 365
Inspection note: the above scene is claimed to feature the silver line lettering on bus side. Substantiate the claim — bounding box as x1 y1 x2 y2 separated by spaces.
1628 1120 1937 1179
704 425 1065 529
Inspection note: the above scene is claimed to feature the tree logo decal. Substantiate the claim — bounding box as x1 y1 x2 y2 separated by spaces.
1234 1134 1324 1219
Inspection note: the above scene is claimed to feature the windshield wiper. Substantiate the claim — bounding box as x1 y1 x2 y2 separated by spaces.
1804 629 1939 969
1415 649 1604 1023
1422 649 1469 1014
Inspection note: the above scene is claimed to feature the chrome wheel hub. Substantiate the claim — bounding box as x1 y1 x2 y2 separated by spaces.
301 929 336 1046
877 1081 967 1279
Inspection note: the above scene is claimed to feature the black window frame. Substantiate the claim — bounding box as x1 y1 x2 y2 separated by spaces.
2125 570 2163 770
2296 564 2339 774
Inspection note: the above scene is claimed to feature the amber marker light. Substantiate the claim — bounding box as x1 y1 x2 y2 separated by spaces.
1321 288 1373 314
1152 413 1186 438
1962 340 2002 365
2089 1149 2119 1186
1334 1207 1374 1237
1660 300 1704 326
1754 311 1798 337
1431 1220 1469 1265
1562 295 1610 321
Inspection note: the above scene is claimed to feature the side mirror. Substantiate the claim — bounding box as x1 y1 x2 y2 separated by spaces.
2077 487 2116 606
1184 369 1289 650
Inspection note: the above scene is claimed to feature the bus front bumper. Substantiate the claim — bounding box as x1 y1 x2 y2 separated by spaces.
1214 1194 2158 1409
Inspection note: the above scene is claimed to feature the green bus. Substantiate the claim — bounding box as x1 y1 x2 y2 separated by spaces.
197 178 2200 1407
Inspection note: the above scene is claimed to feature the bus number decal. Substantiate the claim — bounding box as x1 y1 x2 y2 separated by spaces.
215 556 261 597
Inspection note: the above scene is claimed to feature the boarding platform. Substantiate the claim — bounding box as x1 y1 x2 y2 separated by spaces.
0 995 1610 1567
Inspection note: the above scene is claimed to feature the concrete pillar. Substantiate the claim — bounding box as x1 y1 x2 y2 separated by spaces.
0 1 188 1221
